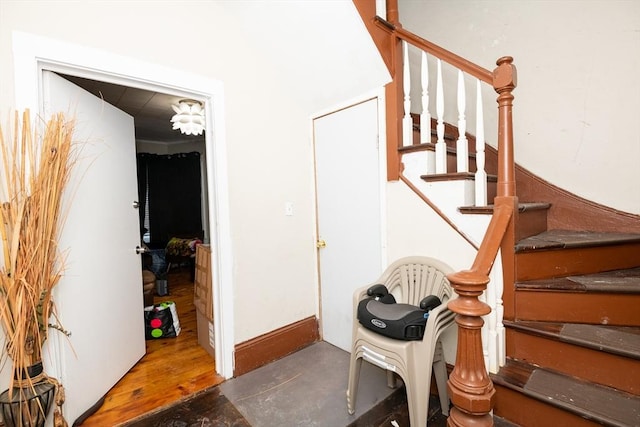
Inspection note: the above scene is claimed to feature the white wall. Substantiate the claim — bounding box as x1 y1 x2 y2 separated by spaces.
399 0 640 215
386 180 478 363
0 1 390 345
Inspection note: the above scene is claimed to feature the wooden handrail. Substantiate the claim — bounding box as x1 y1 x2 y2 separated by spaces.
394 26 494 84
469 204 513 275
365 7 495 181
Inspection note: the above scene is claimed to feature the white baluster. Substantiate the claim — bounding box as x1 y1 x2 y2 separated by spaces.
496 292 506 369
479 290 490 374
375 0 386 20
485 269 497 373
402 42 413 147
435 59 446 173
475 79 488 206
420 52 431 144
456 70 469 173
421 52 435 174
494 252 506 370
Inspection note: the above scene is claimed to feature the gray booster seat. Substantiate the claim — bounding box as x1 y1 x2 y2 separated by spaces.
357 284 442 341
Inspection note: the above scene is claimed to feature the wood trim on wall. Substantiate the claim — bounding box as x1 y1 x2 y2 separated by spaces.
352 0 403 181
234 316 320 377
483 145 640 234
352 0 394 72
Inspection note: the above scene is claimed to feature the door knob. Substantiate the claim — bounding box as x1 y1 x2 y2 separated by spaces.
316 239 327 249
133 201 140 209
136 245 147 254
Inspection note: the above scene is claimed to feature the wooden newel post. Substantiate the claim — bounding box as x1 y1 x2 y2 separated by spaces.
446 56 518 426
446 270 496 426
493 56 517 199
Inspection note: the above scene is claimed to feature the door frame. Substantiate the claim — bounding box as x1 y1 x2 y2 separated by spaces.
11 31 235 379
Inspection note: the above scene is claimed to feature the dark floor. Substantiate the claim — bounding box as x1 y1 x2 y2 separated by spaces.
125 341 512 427
219 341 413 426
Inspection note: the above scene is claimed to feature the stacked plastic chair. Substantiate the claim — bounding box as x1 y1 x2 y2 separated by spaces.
347 256 457 426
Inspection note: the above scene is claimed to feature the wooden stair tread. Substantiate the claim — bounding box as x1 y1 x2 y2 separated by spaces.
504 320 640 360
459 202 550 215
492 358 535 389
399 142 463 155
525 368 640 427
516 229 640 252
420 171 497 182
493 415 521 427
516 267 640 294
492 359 640 427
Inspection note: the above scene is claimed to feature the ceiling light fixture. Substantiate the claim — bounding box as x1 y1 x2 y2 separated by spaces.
171 99 205 136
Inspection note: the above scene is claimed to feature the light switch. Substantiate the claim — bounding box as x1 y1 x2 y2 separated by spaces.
285 202 294 216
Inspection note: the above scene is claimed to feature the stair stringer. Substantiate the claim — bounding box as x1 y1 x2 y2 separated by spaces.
402 150 490 245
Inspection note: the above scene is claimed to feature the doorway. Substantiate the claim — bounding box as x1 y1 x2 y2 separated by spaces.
57 70 212 372
12 31 235 422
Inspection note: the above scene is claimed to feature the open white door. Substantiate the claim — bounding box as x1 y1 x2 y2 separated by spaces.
314 98 384 352
42 71 145 423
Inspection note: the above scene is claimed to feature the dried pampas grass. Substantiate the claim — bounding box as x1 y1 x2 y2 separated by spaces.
0 109 76 388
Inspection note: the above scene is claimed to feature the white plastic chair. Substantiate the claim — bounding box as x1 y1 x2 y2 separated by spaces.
346 256 456 426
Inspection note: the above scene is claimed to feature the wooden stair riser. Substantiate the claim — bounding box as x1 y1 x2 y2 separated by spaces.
446 149 477 175
423 173 498 205
410 117 483 182
505 329 639 394
515 242 640 281
493 384 602 427
416 141 479 173
459 203 550 243
514 291 639 326
515 209 548 241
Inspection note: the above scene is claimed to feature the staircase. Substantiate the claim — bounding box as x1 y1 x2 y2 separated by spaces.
406 119 640 426
492 230 640 426
354 1 640 424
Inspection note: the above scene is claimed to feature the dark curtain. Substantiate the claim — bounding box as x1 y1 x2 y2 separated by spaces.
137 152 203 248
136 155 148 238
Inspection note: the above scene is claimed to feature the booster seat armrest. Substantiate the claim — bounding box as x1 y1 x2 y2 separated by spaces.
366 284 389 298
367 284 396 304
419 295 442 311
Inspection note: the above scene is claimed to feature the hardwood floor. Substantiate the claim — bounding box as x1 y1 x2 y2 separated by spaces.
80 268 225 426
